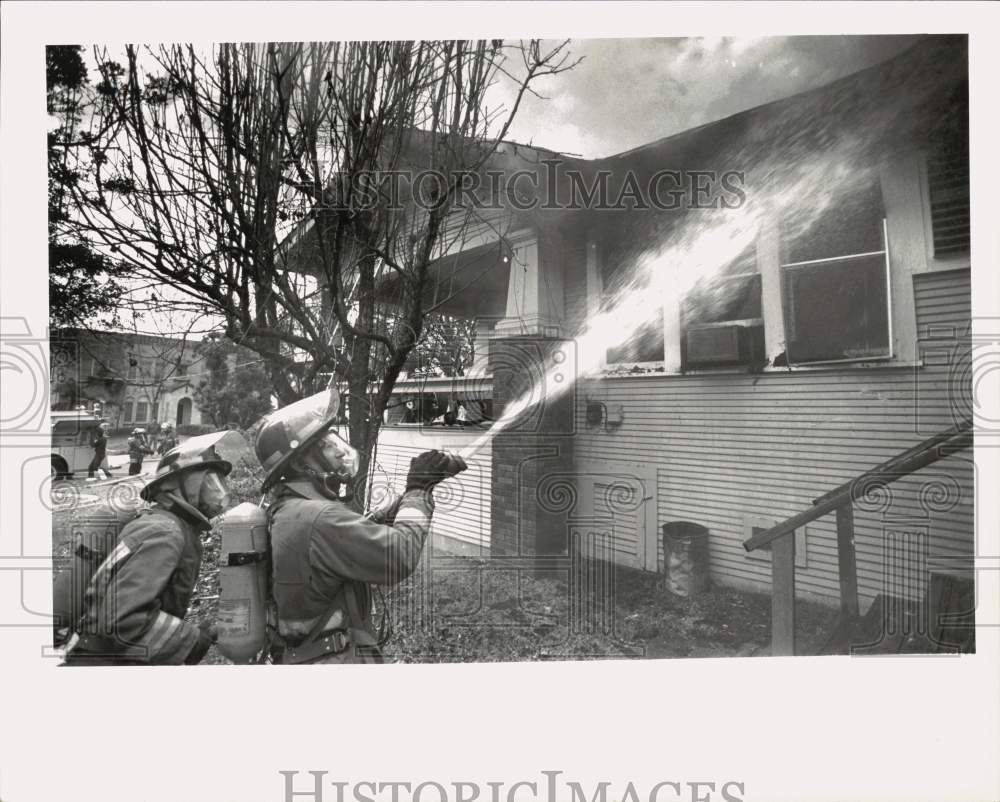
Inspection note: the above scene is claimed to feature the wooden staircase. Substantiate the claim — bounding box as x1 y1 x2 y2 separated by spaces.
817 572 976 656
742 418 974 656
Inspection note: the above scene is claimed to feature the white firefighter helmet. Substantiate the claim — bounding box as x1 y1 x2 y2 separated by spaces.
255 387 358 491
141 430 247 501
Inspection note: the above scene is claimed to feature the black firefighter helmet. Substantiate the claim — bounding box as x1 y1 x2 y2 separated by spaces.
140 430 246 501
255 387 358 491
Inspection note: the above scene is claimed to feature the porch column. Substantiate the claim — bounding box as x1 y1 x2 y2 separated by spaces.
494 229 565 338
469 316 501 375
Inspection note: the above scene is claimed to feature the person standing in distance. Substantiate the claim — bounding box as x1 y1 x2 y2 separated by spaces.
127 427 153 475
87 421 113 479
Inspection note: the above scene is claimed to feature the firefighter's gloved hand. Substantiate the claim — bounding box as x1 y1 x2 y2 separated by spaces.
366 492 403 524
185 620 218 665
406 450 467 492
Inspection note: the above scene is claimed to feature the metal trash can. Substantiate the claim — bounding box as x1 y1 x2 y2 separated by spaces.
663 521 710 597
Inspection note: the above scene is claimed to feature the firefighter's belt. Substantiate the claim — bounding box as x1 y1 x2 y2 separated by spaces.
282 629 351 664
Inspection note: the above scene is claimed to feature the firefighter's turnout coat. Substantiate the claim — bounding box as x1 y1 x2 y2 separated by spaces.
128 435 149 463
268 480 434 663
70 495 208 664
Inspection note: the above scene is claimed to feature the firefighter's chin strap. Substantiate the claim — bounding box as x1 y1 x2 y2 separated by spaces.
301 466 347 501
154 491 213 531
290 450 350 501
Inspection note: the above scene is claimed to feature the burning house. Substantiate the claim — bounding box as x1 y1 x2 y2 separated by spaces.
304 36 973 650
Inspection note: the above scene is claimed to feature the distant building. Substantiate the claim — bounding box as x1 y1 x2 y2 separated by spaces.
50 328 206 429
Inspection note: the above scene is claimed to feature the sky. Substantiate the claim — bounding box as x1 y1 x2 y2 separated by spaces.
497 35 924 158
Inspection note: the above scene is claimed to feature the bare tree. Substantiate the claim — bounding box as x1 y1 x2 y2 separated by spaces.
120 317 199 432
404 314 478 378
62 40 577 504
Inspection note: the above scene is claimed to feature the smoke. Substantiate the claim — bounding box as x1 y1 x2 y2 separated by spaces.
459 37 966 459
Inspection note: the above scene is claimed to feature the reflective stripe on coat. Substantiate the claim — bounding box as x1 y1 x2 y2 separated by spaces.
73 506 204 664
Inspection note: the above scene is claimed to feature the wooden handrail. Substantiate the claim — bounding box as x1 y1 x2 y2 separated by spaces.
744 418 973 656
743 422 973 552
811 417 974 507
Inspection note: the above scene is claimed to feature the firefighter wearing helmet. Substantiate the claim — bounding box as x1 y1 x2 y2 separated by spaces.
255 387 466 664
158 421 178 455
64 432 239 665
127 427 153 475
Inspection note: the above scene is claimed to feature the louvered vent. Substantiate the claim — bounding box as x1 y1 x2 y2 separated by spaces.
928 137 970 257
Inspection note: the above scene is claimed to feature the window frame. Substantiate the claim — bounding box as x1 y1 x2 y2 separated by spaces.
596 257 666 372
778 218 894 367
584 163 928 376
680 245 764 370
918 151 972 274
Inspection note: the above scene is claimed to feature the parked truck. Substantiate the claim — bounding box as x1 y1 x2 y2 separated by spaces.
50 409 106 479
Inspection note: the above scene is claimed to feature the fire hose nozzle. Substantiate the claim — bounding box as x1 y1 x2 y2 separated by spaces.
442 451 469 477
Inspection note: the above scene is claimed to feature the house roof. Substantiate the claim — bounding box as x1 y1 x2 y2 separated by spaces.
290 36 968 319
52 327 199 350
582 35 968 279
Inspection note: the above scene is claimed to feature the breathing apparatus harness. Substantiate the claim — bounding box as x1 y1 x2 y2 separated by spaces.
218 479 392 665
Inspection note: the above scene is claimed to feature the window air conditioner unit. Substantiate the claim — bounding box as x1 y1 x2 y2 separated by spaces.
686 324 761 366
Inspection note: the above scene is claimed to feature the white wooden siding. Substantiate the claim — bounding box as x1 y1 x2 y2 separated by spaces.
572 268 972 608
373 427 492 553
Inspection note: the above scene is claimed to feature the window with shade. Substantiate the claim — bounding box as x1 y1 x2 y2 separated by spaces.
780 182 891 365
681 240 764 369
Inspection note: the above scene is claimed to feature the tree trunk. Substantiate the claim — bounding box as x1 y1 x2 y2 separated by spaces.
346 250 378 509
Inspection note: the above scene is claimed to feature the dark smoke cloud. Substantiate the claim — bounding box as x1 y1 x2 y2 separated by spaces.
498 35 924 158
